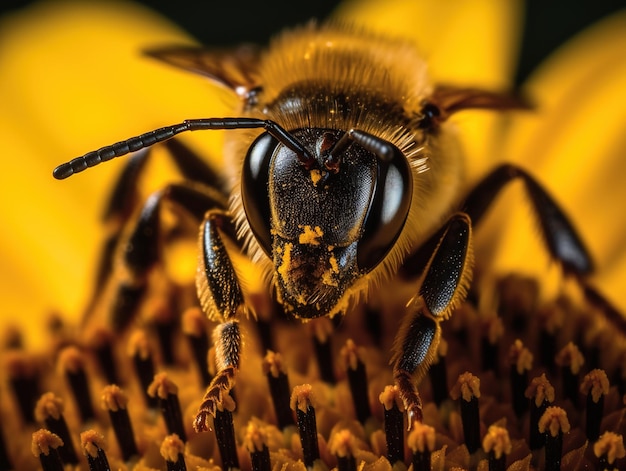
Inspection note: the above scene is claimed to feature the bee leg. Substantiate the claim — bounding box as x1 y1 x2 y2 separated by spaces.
84 140 226 326
392 213 473 427
85 184 164 333
462 165 626 334
82 149 151 322
463 163 592 276
88 181 228 331
194 209 247 432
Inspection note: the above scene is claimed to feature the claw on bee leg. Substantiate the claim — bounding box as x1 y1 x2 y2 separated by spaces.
392 309 438 430
395 369 423 427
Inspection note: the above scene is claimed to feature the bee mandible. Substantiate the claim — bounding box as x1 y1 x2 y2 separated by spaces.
53 23 592 431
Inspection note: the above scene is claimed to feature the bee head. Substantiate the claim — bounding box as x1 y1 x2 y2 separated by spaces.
242 128 412 318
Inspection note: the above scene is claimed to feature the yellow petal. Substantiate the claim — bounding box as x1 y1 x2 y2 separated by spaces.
484 11 626 311
0 0 229 347
336 0 522 87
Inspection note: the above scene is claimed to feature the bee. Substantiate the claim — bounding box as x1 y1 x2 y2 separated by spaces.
54 23 592 431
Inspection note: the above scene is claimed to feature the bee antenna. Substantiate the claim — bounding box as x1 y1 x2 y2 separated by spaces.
328 129 397 165
53 123 192 180
53 118 314 180
326 131 352 168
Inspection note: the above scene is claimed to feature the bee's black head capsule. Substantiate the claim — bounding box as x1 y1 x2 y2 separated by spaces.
242 128 413 275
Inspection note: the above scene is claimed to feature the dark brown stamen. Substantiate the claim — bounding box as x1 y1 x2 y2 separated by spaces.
555 342 585 405
160 434 187 471
290 384 320 467
6 351 40 424
407 421 435 471
497 274 538 334
310 318 335 384
34 393 78 465
214 394 239 470
262 350 295 429
480 316 503 375
525 374 555 450
57 346 96 422
379 385 404 465
537 302 564 374
90 328 119 385
340 339 372 424
482 425 511 471
81 430 112 471
110 282 145 332
31 429 64 471
450 302 474 347
329 429 358 471
100 385 138 461
182 307 212 386
539 406 570 471
428 337 449 406
149 301 177 365
148 373 187 442
363 305 383 346
583 329 602 372
593 431 626 470
127 329 158 408
244 421 271 471
508 339 532 417
580 368 609 442
450 372 481 454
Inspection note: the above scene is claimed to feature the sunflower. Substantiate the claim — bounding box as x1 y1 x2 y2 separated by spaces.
0 1 625 470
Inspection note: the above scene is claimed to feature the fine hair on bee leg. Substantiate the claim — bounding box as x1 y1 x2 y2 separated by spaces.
194 209 249 432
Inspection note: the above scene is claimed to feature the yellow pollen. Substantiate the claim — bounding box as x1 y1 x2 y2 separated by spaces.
298 225 324 245
277 243 293 281
310 169 322 186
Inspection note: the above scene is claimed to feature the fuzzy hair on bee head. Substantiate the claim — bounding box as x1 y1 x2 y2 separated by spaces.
259 22 431 113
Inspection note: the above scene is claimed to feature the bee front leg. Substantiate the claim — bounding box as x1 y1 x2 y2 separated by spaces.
194 209 247 432
392 213 473 427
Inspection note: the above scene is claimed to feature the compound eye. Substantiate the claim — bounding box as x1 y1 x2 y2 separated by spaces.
241 132 276 256
357 146 412 271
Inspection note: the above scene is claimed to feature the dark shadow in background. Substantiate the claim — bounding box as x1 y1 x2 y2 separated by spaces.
1 0 624 86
